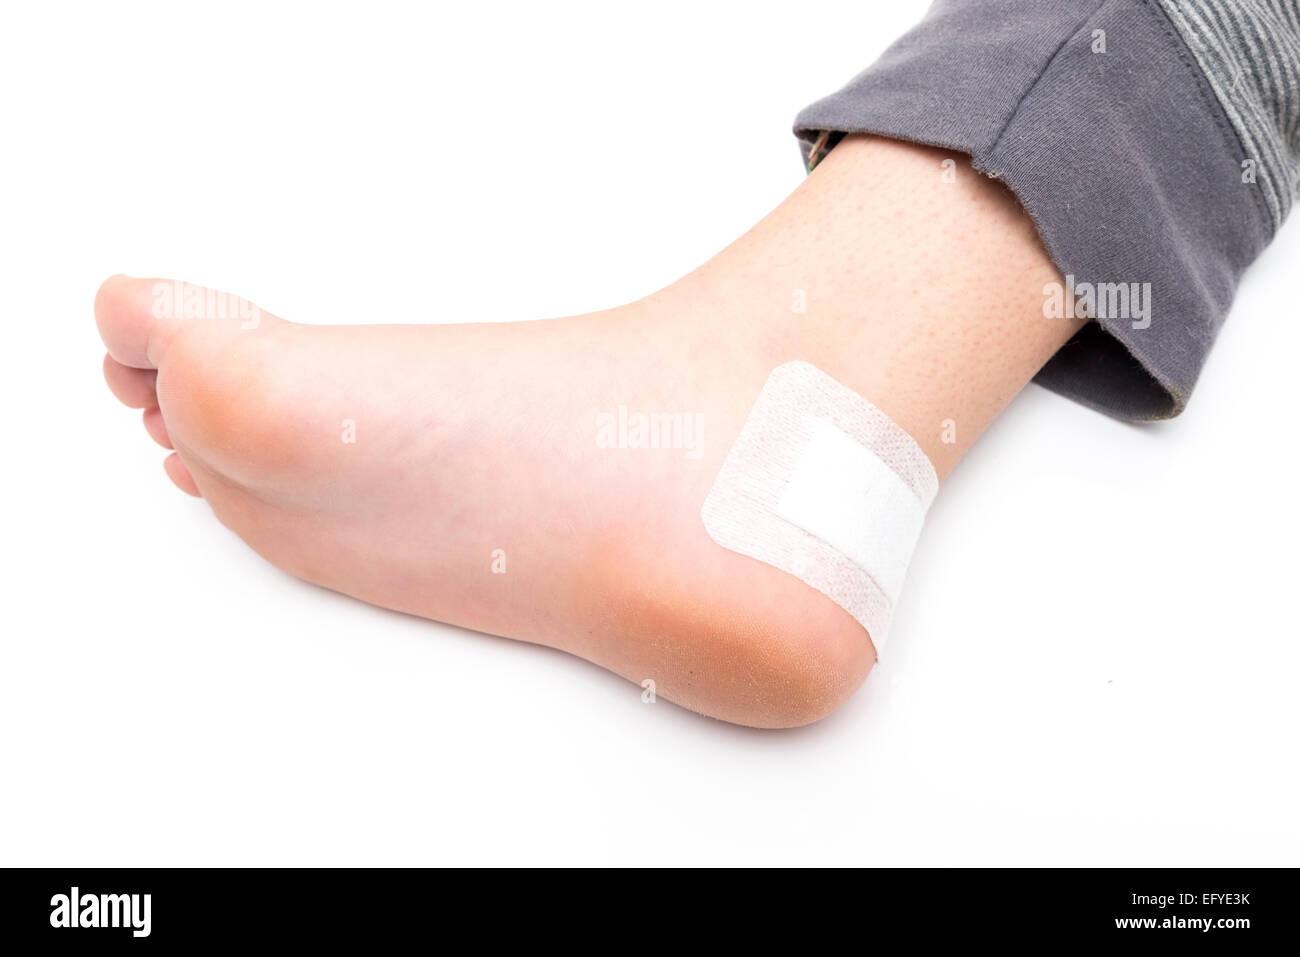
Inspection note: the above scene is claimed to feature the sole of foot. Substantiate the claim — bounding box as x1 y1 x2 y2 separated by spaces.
95 274 875 728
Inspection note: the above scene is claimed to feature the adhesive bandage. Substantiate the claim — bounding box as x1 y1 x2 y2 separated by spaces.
701 361 938 653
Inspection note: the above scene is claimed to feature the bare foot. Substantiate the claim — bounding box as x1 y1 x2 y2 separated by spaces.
95 135 1081 727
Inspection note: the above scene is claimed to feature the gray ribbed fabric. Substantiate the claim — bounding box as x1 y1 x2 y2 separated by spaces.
1159 1 1300 231
793 0 1298 421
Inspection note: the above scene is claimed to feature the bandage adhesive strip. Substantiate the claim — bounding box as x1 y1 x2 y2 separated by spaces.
701 361 938 653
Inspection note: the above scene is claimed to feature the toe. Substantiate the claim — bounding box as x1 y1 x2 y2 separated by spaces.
102 354 158 408
94 274 270 369
163 453 201 497
94 274 165 368
142 406 172 449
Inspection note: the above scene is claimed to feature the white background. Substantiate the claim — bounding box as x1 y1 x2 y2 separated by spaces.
2 0 1296 866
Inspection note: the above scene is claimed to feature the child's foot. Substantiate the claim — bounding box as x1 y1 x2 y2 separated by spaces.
95 135 1079 727
97 273 880 728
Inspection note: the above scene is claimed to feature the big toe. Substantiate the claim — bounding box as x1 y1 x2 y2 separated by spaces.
94 274 167 369
94 274 269 369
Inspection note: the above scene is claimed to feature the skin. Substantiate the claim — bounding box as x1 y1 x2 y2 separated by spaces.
95 135 1085 728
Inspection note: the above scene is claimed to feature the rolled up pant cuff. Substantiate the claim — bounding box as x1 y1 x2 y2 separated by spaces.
794 0 1273 421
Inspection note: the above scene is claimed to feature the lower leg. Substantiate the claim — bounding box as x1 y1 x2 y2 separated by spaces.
95 135 1081 727
675 134 1083 479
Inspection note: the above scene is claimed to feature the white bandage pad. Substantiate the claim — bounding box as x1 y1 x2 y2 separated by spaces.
701 361 938 653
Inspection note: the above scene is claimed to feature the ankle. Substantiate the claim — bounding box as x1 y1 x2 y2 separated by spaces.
671 135 1085 480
